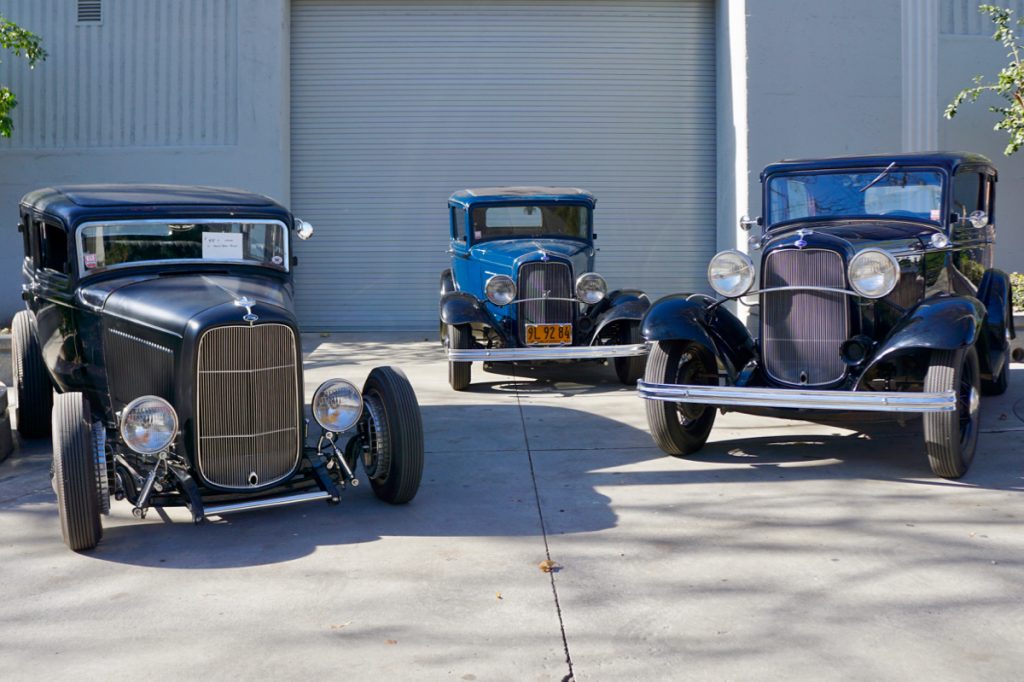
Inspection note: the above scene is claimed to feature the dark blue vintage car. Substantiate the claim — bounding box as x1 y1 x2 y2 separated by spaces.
11 185 424 551
638 153 1014 478
440 187 650 390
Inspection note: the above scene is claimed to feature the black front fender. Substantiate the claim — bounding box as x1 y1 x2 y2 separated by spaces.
869 294 985 370
591 291 651 339
440 291 494 328
641 294 754 379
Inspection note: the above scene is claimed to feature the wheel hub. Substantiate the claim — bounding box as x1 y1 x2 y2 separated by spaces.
361 394 390 481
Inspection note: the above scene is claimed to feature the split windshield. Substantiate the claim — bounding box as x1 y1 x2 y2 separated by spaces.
470 204 589 242
767 168 944 227
77 220 289 273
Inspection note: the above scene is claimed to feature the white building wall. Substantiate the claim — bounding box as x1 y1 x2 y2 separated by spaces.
0 0 290 321
939 0 1024 276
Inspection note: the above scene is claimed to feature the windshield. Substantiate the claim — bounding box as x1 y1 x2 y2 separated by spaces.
77 220 289 274
470 204 589 242
767 168 944 227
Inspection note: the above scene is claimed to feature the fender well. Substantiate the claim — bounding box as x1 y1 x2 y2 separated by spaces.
642 294 754 379
440 291 493 328
868 294 985 371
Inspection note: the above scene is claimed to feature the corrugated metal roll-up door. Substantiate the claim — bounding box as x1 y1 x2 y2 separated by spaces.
291 0 716 329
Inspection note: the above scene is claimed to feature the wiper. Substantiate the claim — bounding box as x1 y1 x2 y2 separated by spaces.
859 162 896 193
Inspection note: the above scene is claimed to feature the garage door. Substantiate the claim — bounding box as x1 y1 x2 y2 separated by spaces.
291 0 716 329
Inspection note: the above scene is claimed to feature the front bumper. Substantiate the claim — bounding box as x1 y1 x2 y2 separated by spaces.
636 381 957 413
448 343 649 362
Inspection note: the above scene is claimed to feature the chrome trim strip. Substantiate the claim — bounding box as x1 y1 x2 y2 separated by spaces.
204 491 331 517
448 343 649 361
108 328 173 354
636 381 957 413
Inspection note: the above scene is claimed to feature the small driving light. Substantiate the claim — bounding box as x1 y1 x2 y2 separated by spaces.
296 220 314 240
312 379 363 433
930 233 950 249
485 274 516 306
707 250 755 298
848 249 900 299
120 396 179 455
575 272 607 305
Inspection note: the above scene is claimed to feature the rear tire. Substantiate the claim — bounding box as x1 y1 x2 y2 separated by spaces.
613 323 646 385
643 341 717 456
52 392 102 551
982 330 1010 396
924 347 981 479
361 367 424 504
12 310 52 437
447 324 472 391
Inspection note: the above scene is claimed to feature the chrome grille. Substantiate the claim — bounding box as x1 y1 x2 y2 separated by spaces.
196 324 301 489
517 261 573 344
761 249 849 386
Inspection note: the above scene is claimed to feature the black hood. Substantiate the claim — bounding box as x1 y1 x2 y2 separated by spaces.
763 219 938 257
84 272 295 336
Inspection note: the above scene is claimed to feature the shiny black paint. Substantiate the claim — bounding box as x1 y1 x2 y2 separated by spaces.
642 295 754 380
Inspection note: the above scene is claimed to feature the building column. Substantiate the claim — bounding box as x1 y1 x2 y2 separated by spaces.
902 0 939 152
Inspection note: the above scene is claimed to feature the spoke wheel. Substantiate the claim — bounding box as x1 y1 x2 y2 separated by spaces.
447 324 472 391
52 392 102 551
613 323 646 385
360 367 424 504
924 347 981 479
644 341 717 456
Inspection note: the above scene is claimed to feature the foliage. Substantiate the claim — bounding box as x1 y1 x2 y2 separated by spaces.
0 15 46 138
1011 272 1024 312
944 5 1024 155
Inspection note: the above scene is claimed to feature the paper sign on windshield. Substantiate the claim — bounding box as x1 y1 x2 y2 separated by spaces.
202 233 243 260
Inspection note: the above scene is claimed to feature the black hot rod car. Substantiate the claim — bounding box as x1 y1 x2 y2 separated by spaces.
638 153 1014 478
12 185 424 551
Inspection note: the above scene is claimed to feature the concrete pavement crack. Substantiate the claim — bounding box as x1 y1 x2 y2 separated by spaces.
511 364 575 682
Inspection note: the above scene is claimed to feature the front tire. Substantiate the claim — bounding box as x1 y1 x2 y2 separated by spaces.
361 367 424 504
613 323 646 385
12 310 52 437
644 341 717 456
52 392 102 551
924 347 981 479
447 324 472 391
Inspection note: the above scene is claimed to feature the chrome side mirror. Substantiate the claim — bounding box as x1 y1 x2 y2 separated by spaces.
968 210 988 229
295 220 314 240
739 215 761 232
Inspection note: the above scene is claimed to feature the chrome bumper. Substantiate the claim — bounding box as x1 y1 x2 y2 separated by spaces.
447 343 649 362
636 381 957 413
204 490 332 517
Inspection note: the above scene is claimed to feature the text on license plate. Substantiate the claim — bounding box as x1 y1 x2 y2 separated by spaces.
526 324 572 345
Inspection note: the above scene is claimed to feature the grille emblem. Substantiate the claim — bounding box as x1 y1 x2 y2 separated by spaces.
234 297 259 324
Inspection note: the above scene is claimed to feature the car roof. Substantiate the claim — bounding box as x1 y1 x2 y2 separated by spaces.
448 186 596 209
762 152 996 179
19 184 292 226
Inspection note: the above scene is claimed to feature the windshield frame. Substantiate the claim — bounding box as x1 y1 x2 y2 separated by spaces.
74 217 291 278
467 201 593 246
764 165 949 231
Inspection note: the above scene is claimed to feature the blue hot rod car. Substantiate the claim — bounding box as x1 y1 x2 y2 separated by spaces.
440 187 650 390
638 153 1014 479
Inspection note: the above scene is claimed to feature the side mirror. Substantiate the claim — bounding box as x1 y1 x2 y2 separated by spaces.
295 220 314 240
968 209 988 228
739 215 761 232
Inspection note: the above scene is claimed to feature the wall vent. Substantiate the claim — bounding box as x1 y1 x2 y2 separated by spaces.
77 0 102 24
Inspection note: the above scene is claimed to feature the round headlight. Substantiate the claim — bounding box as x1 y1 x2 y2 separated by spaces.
575 272 607 305
312 379 363 433
120 396 178 455
485 274 517 306
707 250 755 298
848 249 900 298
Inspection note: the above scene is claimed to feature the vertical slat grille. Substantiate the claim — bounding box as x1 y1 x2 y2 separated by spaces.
196 324 300 489
762 249 849 386
517 261 573 344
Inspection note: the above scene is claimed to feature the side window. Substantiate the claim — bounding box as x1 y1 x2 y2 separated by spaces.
40 222 68 273
952 172 983 218
452 208 467 242
27 217 42 267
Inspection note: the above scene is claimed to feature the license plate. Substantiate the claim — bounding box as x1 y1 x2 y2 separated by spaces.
525 324 572 346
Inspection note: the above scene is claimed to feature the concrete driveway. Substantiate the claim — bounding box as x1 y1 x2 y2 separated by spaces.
1 333 1023 681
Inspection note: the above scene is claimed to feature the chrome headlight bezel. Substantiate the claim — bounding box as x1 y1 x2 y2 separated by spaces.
707 250 756 298
312 379 363 433
120 395 179 455
847 248 900 299
485 274 517 306
575 272 608 305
